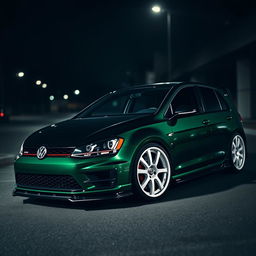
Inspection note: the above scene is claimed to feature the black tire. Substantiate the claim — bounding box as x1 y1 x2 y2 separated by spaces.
131 143 172 201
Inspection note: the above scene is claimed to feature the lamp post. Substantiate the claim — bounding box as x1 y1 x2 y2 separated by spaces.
152 5 172 80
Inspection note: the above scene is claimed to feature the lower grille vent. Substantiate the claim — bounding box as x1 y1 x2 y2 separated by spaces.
15 173 82 191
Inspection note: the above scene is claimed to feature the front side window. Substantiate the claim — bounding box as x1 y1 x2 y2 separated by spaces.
171 87 198 114
200 87 221 112
76 87 170 118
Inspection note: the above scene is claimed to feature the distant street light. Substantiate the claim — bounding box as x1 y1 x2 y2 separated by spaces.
49 95 54 101
151 4 172 80
63 94 69 100
36 80 42 85
74 89 80 95
152 5 161 13
42 83 47 88
17 72 24 78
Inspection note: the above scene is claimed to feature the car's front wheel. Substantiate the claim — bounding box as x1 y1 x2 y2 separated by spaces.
132 143 171 201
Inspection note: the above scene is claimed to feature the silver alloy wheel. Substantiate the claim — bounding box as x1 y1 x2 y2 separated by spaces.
137 147 171 198
231 135 246 170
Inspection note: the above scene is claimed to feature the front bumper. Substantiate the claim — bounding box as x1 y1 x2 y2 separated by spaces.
13 187 133 202
14 155 132 201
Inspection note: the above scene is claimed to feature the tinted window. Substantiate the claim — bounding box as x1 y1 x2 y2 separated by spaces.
216 92 229 111
128 90 168 114
171 87 198 113
77 88 169 117
200 88 221 112
90 95 128 116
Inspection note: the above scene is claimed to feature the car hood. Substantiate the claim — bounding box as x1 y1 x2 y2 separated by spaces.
24 115 154 148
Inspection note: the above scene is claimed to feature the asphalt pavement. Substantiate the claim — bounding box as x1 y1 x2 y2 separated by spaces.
0 116 256 256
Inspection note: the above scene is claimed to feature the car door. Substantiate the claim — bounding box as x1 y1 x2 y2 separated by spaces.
166 86 212 175
198 86 231 163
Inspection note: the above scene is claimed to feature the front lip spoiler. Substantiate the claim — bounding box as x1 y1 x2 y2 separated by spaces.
13 188 133 202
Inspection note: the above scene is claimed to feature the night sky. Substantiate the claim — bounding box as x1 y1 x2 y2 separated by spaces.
0 0 254 111
1 1 166 103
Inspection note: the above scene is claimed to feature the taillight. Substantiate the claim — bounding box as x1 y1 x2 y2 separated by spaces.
0 112 4 117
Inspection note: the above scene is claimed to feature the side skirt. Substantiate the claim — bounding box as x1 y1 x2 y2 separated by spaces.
172 160 230 184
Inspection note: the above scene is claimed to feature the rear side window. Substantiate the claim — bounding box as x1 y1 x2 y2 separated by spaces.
171 87 199 113
200 88 221 112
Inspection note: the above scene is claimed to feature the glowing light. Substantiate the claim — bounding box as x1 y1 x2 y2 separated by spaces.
42 83 47 88
74 89 80 95
49 95 54 101
17 72 24 77
36 80 42 85
63 94 69 100
152 5 161 13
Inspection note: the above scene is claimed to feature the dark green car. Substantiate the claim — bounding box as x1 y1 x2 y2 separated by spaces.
13 82 246 201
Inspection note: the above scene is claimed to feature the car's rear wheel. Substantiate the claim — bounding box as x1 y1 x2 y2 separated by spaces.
132 143 171 201
230 134 246 171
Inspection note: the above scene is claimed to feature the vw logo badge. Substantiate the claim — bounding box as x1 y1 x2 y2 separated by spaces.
37 146 47 160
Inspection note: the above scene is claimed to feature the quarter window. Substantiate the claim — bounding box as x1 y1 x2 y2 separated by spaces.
200 88 221 112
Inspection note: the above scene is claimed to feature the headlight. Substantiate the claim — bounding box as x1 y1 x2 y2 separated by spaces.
71 138 124 158
16 142 24 160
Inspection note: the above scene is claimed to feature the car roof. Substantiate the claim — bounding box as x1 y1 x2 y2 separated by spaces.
132 81 183 89
131 81 221 90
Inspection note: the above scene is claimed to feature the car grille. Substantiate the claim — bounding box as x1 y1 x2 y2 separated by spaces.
23 147 75 157
15 173 82 191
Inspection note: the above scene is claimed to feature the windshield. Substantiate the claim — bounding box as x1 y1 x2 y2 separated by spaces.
76 87 170 118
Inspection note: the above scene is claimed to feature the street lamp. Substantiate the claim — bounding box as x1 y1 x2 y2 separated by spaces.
63 94 69 100
151 4 172 80
36 80 42 85
74 89 80 95
42 83 47 88
152 5 161 13
17 72 24 78
49 95 54 101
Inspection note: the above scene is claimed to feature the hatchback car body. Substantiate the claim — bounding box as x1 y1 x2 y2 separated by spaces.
13 82 246 201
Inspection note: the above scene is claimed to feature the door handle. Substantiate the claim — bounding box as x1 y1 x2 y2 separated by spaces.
226 116 233 120
202 119 210 125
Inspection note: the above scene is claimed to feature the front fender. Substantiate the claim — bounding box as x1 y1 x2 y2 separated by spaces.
118 126 172 182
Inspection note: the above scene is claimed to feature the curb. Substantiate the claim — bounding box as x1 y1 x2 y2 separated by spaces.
0 155 15 167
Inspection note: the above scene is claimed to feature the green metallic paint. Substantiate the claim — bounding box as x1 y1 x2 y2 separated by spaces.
14 83 245 199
